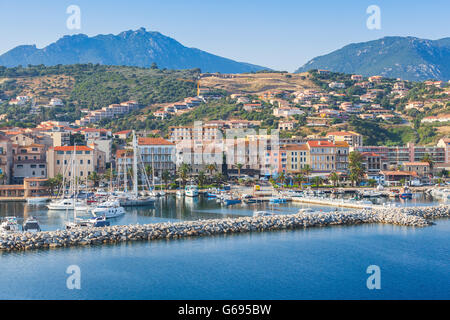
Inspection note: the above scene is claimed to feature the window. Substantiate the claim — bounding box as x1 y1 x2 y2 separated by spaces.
57 160 60 165
87 160 91 165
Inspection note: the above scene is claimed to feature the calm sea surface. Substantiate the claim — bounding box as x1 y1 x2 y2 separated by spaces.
0 194 448 300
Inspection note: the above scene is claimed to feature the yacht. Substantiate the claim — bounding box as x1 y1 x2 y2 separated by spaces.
361 190 383 198
0 217 20 234
47 198 85 211
22 217 41 233
91 200 126 219
66 216 110 230
185 185 199 197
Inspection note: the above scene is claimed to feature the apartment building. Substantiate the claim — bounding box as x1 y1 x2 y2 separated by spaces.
326 131 363 147
306 140 336 173
12 144 47 184
280 144 309 175
137 138 176 178
335 141 350 173
47 146 106 180
0 135 13 184
437 138 450 163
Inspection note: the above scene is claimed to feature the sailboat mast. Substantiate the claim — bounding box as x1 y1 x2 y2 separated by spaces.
132 131 138 197
73 144 77 221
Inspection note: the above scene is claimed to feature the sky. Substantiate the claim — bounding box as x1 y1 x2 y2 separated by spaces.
0 0 449 72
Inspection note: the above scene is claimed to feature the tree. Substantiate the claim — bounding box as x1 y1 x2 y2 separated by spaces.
177 163 191 188
234 163 244 178
278 172 286 186
294 174 304 189
214 172 225 186
88 171 101 188
313 176 323 188
162 170 171 190
329 172 340 187
150 62 158 70
197 171 206 187
206 163 217 178
349 151 365 187
421 153 434 170
302 165 312 184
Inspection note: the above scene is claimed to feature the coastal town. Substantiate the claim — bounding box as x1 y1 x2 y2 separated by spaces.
0 69 449 201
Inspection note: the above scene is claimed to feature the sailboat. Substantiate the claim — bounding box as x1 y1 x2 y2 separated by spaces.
47 145 84 210
114 131 156 207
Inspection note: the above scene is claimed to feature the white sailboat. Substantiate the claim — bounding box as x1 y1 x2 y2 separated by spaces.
47 146 85 211
114 131 156 206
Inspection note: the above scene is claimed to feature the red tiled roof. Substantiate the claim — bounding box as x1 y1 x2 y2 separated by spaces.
138 137 174 146
307 140 335 147
53 146 93 152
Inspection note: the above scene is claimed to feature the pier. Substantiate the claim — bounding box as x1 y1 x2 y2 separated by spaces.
1 205 448 252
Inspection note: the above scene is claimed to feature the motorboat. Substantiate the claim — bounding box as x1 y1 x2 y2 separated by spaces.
185 185 199 197
0 217 20 234
269 197 287 204
91 200 126 219
47 198 85 210
399 186 413 199
253 211 277 217
361 190 383 198
22 217 41 233
66 216 110 230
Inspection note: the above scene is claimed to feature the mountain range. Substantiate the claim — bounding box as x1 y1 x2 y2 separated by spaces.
0 28 267 74
296 36 450 81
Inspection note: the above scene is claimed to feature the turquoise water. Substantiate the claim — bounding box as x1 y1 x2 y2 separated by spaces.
0 218 449 300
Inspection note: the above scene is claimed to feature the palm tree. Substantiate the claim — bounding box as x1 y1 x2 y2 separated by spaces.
214 172 225 186
313 176 323 188
302 165 312 184
206 163 217 176
421 153 434 170
349 151 364 187
295 174 304 189
162 170 171 190
88 171 101 188
278 172 286 187
177 163 191 188
329 172 339 187
197 171 206 188
234 163 244 178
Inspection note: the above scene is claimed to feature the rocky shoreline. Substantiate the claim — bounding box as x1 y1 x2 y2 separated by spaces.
1 205 449 252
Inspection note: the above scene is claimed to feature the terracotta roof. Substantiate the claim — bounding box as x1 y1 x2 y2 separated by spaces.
114 130 132 135
326 131 360 136
138 137 174 146
403 162 430 166
380 170 417 176
334 141 349 147
53 146 93 152
361 152 380 157
307 140 335 147
281 144 308 151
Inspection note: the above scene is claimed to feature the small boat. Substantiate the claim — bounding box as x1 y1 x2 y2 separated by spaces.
269 198 287 204
224 198 242 206
0 217 20 234
22 217 41 233
399 186 413 199
185 185 199 197
361 190 382 198
206 192 218 198
91 200 126 219
47 198 85 210
66 216 110 230
253 211 276 217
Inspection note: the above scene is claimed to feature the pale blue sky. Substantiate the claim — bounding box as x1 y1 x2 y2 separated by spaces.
0 0 449 71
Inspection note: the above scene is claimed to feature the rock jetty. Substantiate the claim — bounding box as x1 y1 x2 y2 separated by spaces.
1 205 448 252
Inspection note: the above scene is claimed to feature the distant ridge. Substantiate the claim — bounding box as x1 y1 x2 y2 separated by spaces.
295 36 450 81
0 28 268 74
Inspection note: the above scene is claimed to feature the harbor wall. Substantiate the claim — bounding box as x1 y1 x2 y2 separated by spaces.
1 205 449 252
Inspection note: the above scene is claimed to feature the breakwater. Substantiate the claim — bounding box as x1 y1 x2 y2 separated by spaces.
1 205 449 252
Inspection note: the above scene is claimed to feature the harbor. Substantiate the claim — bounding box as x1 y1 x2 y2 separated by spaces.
1 203 448 251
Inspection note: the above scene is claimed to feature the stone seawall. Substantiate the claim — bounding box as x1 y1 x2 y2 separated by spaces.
1 205 449 252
